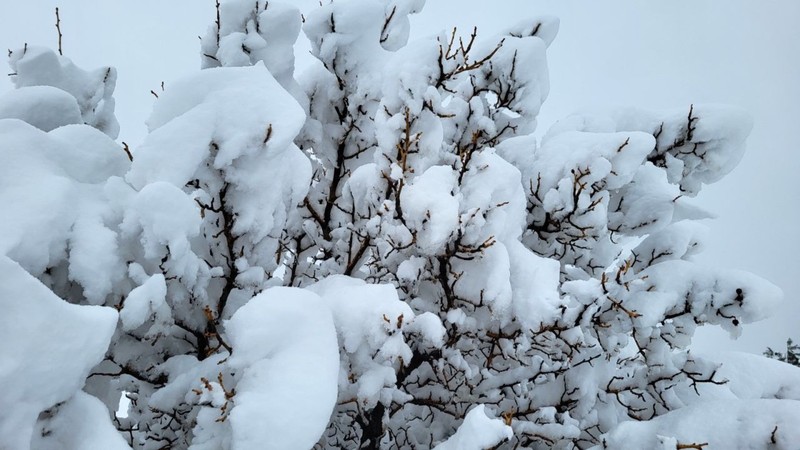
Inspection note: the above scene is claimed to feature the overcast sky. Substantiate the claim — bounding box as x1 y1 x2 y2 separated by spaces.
1 1 797 355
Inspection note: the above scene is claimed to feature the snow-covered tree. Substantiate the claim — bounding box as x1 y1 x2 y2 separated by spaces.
765 339 800 367
2 1 799 449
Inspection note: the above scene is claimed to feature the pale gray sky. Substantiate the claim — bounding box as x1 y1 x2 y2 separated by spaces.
1 1 797 355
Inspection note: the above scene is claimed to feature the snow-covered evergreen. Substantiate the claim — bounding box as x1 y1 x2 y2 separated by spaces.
1 1 797 449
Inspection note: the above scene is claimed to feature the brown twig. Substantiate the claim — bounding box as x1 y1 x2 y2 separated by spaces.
55 8 63 55
380 5 397 44
215 0 221 46
121 142 133 161
263 123 273 144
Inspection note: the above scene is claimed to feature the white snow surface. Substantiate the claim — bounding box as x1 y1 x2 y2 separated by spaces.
505 239 564 330
46 124 129 183
30 391 131 450
593 399 800 450
128 62 306 189
400 165 460 254
307 276 447 411
307 276 416 358
433 405 513 450
591 353 800 449
0 255 118 450
0 119 128 288
0 86 81 131
0 119 79 273
642 260 783 333
692 352 800 402
225 287 339 450
119 274 168 332
9 46 119 138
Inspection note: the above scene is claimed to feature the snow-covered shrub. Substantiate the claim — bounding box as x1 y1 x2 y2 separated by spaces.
1 1 797 449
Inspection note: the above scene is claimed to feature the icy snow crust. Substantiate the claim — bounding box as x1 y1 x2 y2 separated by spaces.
0 1 793 450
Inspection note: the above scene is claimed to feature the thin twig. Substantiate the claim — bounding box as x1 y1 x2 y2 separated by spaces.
55 8 63 55
121 142 133 161
215 0 221 46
